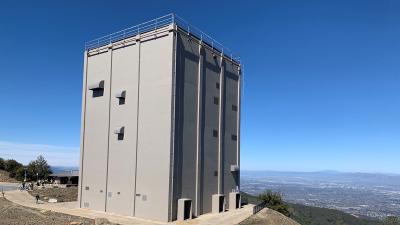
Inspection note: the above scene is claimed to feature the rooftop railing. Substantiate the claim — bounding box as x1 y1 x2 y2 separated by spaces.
85 13 240 63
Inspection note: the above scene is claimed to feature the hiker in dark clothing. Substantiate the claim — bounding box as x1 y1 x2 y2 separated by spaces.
35 194 39 204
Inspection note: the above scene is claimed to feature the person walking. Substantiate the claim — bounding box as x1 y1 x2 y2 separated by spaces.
35 194 40 204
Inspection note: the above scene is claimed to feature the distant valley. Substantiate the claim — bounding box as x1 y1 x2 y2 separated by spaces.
241 170 400 219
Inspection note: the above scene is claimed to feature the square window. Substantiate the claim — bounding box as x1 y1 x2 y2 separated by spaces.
92 89 104 98
214 97 219 105
213 130 218 138
232 105 238 111
216 82 220 89
117 133 124 140
231 135 238 141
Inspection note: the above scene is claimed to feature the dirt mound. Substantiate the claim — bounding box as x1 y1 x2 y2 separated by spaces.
239 207 300 225
0 197 93 225
0 170 19 183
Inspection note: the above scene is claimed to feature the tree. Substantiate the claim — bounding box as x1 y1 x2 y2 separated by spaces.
0 157 5 170
382 216 400 225
15 166 26 181
26 155 52 181
258 190 290 217
4 159 23 178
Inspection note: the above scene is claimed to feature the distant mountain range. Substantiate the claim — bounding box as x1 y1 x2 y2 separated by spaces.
51 166 79 174
242 170 400 189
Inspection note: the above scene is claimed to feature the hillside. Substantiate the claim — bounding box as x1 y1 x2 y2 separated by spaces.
0 170 19 183
288 203 380 225
241 192 380 225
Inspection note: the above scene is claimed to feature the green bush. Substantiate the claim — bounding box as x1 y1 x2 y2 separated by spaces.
258 190 290 217
381 216 400 225
5 159 23 178
0 157 5 170
15 166 26 181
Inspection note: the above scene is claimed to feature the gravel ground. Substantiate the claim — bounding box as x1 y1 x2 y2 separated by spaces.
0 197 93 225
28 186 78 202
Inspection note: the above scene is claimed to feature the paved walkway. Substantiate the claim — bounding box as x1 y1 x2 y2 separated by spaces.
0 182 20 192
4 190 254 225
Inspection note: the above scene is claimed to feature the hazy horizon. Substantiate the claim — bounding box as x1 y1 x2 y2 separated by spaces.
2 139 399 176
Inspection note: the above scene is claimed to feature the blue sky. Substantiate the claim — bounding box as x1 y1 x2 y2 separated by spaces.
0 0 399 173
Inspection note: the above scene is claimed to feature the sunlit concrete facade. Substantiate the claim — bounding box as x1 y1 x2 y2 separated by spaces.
78 16 241 222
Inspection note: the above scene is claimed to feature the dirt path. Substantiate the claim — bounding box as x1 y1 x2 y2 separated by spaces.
4 190 255 225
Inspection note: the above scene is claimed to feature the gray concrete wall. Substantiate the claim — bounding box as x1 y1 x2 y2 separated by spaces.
106 42 139 215
80 50 111 212
199 47 220 214
172 29 241 216
173 32 200 217
80 24 240 222
80 28 174 222
134 33 174 222
222 62 240 209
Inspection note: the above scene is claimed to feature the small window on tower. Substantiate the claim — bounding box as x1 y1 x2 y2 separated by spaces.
214 97 219 105
231 135 238 141
213 130 218 138
216 82 220 90
232 105 238 111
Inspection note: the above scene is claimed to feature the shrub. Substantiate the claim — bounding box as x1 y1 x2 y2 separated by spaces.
15 166 26 181
258 190 290 217
5 159 23 178
0 157 5 170
382 216 400 225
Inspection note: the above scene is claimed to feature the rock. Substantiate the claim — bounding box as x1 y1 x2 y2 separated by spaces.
94 217 119 225
70 222 82 225
48 198 58 203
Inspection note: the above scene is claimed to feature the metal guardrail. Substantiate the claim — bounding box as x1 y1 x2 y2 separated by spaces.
253 202 267 214
85 13 240 63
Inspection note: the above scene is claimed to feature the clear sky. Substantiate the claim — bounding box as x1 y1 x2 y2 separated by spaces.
0 0 399 173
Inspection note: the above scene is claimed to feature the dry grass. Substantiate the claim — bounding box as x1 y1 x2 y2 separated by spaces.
28 186 78 202
0 197 93 225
